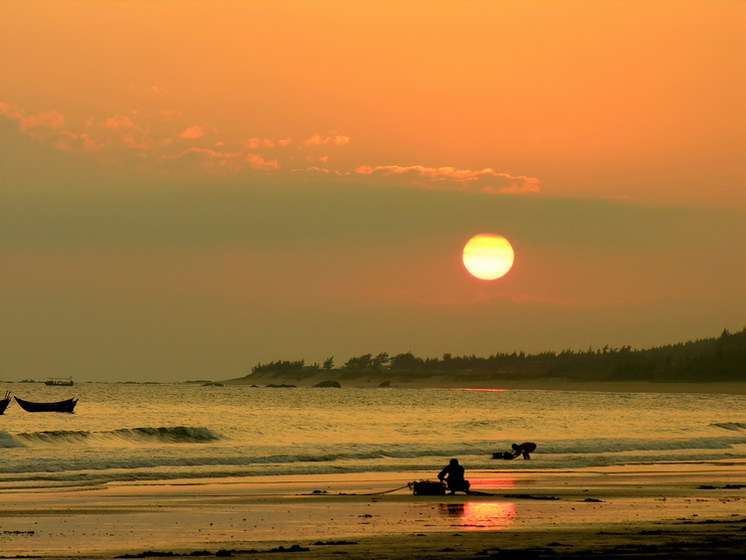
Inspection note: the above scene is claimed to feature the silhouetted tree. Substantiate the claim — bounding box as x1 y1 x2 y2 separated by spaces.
373 352 390 369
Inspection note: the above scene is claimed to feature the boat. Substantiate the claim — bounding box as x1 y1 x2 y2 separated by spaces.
0 391 10 415
45 377 74 386
14 396 78 413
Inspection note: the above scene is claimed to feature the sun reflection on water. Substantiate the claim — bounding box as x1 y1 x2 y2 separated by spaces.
438 501 516 530
471 477 516 490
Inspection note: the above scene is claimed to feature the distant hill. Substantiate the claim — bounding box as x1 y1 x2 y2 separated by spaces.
227 328 745 387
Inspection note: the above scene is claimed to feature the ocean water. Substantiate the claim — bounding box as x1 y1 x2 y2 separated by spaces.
1 384 745 490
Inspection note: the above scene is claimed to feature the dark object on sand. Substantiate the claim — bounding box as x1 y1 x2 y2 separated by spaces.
493 451 516 460
265 384 296 388
409 480 447 495
312 380 341 388
14 396 77 413
0 391 10 414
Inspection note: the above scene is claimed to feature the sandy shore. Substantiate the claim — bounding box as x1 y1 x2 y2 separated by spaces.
1 462 745 559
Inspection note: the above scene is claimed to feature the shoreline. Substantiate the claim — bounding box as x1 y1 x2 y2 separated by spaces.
223 378 746 395
1 463 744 559
5 380 745 395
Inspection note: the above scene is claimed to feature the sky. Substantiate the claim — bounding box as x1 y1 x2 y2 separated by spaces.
1 0 744 382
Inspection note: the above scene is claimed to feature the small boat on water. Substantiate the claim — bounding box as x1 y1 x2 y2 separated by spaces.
0 391 10 415
45 377 74 386
14 396 78 413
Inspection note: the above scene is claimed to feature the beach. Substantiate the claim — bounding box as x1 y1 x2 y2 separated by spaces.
2 462 744 559
2 384 745 558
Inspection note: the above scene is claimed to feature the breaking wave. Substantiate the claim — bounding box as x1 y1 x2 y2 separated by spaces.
111 427 220 443
0 431 25 448
711 422 746 431
15 426 221 445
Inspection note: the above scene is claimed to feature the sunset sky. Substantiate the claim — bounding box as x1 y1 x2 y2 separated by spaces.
2 0 744 382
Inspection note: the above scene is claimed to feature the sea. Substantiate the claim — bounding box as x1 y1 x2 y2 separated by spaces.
1 384 745 490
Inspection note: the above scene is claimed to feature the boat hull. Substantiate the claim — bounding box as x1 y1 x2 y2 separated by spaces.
14 396 77 413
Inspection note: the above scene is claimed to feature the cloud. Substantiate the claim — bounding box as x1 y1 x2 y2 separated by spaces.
0 101 536 193
150 85 166 94
245 137 275 149
304 166 342 176
492 181 541 195
0 102 65 133
246 153 280 171
302 134 350 146
179 125 205 139
21 110 66 131
103 116 135 129
352 165 540 194
158 147 246 174
121 134 152 151
51 131 102 154
162 147 239 160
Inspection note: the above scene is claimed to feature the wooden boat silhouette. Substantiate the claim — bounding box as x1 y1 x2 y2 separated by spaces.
14 396 78 413
0 391 10 415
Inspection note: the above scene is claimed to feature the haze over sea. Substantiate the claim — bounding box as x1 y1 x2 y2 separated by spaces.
2 384 745 490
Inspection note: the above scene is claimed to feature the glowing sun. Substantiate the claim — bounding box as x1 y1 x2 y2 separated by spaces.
462 234 515 280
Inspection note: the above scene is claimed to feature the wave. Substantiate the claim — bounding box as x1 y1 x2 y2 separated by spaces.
2 448 745 489
711 422 746 431
3 435 745 473
15 426 221 445
536 436 746 454
111 427 220 443
0 431 25 448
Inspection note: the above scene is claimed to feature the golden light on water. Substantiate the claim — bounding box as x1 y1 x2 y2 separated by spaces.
462 234 514 280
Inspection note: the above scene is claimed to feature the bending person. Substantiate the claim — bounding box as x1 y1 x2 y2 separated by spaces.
438 458 471 494
511 442 537 460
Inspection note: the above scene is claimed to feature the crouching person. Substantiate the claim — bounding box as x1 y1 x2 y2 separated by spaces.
438 458 471 494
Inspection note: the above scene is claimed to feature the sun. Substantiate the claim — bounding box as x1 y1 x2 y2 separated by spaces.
462 234 514 280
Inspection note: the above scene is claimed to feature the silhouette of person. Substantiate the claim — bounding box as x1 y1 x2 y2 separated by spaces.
511 442 537 460
438 458 471 494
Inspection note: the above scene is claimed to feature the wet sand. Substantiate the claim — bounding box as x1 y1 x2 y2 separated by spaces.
1 462 744 559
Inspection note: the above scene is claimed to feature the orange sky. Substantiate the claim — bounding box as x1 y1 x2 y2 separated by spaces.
1 1 744 381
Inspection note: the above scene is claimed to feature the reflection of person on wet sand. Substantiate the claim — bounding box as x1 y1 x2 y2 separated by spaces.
511 442 537 459
438 458 471 494
438 503 465 517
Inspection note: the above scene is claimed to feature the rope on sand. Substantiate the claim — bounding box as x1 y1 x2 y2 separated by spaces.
355 484 411 496
357 482 498 497
310 483 502 497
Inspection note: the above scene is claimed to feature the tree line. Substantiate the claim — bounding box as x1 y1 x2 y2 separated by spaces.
247 328 745 383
